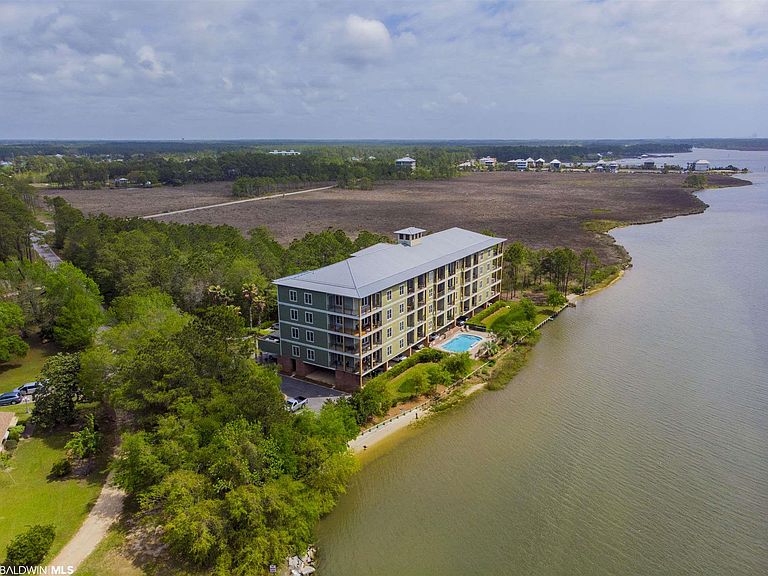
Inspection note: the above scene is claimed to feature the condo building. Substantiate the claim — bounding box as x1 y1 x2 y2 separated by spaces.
271 227 505 391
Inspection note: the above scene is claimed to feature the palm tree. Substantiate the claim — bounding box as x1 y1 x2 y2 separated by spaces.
242 283 267 328
480 340 499 358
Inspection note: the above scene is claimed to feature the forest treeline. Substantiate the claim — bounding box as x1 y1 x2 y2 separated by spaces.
0 140 707 191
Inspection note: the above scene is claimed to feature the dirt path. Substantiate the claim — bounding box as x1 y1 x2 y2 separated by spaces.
141 184 335 219
49 472 125 572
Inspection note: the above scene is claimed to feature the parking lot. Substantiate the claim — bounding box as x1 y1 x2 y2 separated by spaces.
280 375 349 413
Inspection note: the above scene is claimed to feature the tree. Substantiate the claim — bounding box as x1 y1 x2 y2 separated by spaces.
440 352 472 378
480 340 499 358
579 248 599 291
0 178 37 262
504 242 528 297
4 525 55 567
547 290 567 308
65 413 101 459
32 353 82 430
42 262 103 349
0 301 28 364
519 298 537 322
350 379 391 424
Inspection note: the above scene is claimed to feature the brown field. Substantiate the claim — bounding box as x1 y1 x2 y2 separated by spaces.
44 181 233 217
45 172 749 265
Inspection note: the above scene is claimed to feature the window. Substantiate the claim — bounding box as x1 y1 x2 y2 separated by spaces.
399 303 404 313
304 293 313 305
306 349 315 361
387 290 392 301
291 345 300 357
304 311 313 324
291 327 299 339
429 304 433 313
288 290 297 302
290 309 299 321
387 327 392 338
386 309 392 320
399 338 404 349
335 294 343 306
399 321 404 332
386 345 392 356
486 263 491 272
479 279 483 288
306 330 315 343
399 285 405 296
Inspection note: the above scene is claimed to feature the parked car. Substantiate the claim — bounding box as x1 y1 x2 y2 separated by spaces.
0 391 22 406
457 316 469 326
16 382 40 396
285 396 308 412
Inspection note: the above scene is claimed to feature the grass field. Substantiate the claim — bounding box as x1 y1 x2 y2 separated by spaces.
0 340 59 394
386 362 438 402
0 432 106 563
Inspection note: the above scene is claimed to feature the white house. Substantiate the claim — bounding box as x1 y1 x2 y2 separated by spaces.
607 162 619 173
693 159 710 171
395 156 417 170
549 159 562 172
479 156 497 168
535 158 545 169
525 157 535 168
508 159 527 171
269 149 301 156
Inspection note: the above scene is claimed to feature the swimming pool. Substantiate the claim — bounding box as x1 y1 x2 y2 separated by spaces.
441 334 484 353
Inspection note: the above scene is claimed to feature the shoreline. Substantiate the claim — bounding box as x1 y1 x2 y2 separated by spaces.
347 175 752 458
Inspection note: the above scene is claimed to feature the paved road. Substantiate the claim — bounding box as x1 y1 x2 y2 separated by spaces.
31 233 63 267
141 184 336 219
280 375 348 413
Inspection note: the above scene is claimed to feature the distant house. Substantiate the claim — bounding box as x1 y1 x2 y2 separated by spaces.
607 162 619 173
457 160 475 170
508 159 528 171
549 159 562 172
643 160 656 170
479 156 497 168
525 157 535 168
594 160 606 173
395 156 417 170
269 149 301 156
535 158 545 169
692 159 710 172
113 177 129 187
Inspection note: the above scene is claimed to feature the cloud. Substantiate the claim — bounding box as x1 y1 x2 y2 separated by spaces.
336 14 393 67
0 0 765 139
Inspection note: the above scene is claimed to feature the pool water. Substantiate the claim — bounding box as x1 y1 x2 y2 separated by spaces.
441 334 483 353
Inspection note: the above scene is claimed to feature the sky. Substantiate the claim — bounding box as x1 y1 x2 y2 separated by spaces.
1 0 767 140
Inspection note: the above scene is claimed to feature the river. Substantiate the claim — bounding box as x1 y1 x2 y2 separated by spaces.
316 153 768 575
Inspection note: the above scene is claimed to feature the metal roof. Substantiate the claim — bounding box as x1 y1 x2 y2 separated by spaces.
395 226 426 235
395 156 416 162
274 228 505 298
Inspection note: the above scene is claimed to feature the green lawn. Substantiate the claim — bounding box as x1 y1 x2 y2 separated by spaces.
0 432 106 563
0 340 59 394
479 306 511 327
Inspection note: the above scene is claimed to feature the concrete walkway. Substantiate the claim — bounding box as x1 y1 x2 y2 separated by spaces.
49 472 125 572
141 184 336 219
349 407 428 454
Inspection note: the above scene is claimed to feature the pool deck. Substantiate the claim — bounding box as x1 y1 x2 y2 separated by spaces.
433 327 490 358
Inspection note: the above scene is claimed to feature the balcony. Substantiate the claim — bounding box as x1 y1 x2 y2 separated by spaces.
328 304 356 315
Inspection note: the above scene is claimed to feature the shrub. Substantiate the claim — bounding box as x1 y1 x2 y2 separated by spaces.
3 439 18 451
546 290 567 308
467 300 508 326
49 458 72 478
0 452 10 469
4 524 56 567
519 298 537 322
398 371 429 398
7 424 24 443
350 380 392 424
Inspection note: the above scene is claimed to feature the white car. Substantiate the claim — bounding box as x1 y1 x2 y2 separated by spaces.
285 396 308 412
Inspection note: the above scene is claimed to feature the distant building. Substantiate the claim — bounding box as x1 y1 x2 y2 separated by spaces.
479 156 497 168
692 159 710 172
549 159 562 172
457 160 475 170
395 156 417 170
113 177 129 187
535 158 545 169
525 157 535 168
642 160 656 170
607 162 619 173
508 159 527 171
269 149 301 156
